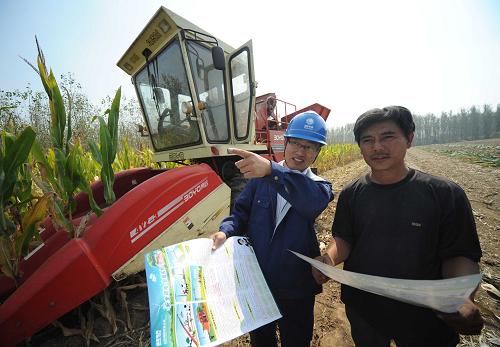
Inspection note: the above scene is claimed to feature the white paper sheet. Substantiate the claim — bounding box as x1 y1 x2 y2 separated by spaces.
291 251 481 313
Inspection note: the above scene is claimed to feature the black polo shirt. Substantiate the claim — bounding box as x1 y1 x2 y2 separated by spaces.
332 169 482 343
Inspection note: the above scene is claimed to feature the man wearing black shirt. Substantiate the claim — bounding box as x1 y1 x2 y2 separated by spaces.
313 106 483 346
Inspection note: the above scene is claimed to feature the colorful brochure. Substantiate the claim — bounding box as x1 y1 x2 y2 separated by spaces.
145 237 281 347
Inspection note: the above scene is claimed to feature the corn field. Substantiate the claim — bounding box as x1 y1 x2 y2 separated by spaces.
315 143 362 173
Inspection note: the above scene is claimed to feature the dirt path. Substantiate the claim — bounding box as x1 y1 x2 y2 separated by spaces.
311 147 499 347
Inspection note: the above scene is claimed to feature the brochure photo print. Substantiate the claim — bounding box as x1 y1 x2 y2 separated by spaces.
144 236 281 347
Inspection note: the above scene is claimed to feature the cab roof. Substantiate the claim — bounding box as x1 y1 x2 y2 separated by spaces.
117 6 234 76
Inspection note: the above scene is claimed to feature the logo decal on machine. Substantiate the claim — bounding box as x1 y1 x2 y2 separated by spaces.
129 179 208 243
183 217 194 230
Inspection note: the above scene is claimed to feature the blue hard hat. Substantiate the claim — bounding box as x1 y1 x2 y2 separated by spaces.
284 111 327 145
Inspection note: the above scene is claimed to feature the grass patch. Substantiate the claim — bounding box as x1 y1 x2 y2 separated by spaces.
422 142 499 168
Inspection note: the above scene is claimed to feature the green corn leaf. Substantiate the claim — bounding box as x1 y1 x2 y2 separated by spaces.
97 116 112 169
78 181 103 217
66 148 87 213
31 140 60 193
0 166 4 197
53 148 70 201
0 236 16 279
0 202 8 236
96 116 116 204
87 88 121 206
107 87 121 159
0 215 16 238
31 173 53 197
21 193 51 228
50 197 73 235
101 167 115 204
47 70 66 150
50 71 67 148
31 139 50 167
16 223 36 258
0 147 4 192
18 193 51 255
4 127 35 178
1 128 35 204
119 137 131 170
0 176 14 202
63 87 73 154
37 55 51 99
88 141 102 165
66 148 81 186
2 132 15 154
14 163 33 204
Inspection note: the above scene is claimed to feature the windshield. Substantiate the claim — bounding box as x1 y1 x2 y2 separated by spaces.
187 41 229 143
135 39 201 150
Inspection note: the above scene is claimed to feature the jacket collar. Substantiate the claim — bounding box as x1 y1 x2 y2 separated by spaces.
278 160 326 182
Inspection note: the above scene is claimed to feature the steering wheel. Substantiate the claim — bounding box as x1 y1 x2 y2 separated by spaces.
158 108 195 136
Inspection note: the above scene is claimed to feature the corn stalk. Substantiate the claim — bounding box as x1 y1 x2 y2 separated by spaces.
29 38 102 236
89 87 121 205
0 127 36 236
0 127 48 281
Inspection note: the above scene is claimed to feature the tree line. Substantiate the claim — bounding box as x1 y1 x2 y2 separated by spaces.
3 76 498 148
0 73 147 152
327 105 500 145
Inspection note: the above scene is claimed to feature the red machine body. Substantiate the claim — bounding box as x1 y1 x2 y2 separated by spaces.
0 164 225 346
255 93 331 162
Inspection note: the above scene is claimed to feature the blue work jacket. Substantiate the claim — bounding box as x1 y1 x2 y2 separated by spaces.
220 161 334 299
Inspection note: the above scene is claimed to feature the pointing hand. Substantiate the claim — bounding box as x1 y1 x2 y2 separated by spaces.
228 148 272 179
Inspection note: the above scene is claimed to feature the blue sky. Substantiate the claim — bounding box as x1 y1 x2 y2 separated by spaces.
1 0 499 126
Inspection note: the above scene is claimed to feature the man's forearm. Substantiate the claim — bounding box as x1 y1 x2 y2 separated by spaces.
442 256 480 279
438 256 484 335
324 237 351 266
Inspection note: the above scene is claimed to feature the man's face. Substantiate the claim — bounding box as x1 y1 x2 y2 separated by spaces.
284 137 320 171
358 120 413 173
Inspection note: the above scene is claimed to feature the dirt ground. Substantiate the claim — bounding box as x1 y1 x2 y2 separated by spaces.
308 145 500 347
223 144 500 347
27 145 499 347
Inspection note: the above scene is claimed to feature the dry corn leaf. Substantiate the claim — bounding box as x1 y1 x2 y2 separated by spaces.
481 283 500 300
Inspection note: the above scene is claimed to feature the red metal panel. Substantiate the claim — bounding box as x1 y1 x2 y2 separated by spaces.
282 103 331 124
0 164 223 346
0 231 71 298
0 239 111 346
268 130 285 162
72 167 163 218
82 164 220 274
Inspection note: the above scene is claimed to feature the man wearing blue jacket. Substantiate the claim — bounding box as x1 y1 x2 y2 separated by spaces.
210 111 334 347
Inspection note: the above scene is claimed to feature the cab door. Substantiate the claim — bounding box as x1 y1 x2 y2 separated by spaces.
226 40 256 144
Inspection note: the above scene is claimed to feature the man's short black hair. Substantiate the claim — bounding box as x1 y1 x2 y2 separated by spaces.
353 106 415 144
